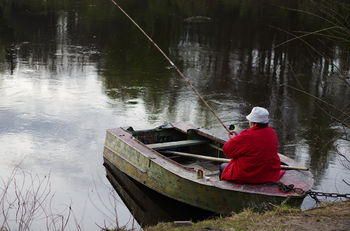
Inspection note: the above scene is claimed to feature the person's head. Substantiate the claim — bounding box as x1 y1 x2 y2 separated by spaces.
246 107 269 128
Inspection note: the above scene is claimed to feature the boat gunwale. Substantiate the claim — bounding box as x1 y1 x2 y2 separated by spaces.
106 127 197 172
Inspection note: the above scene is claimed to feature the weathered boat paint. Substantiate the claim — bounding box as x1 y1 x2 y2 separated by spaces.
104 158 214 227
103 123 313 214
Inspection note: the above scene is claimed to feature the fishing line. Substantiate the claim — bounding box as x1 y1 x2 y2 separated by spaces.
109 0 231 134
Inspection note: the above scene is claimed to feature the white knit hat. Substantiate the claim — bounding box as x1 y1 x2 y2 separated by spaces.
246 107 269 123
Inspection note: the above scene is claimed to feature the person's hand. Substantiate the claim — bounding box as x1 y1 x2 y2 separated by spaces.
228 131 237 139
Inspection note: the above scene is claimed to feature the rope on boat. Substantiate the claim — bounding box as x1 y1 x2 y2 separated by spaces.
109 0 231 134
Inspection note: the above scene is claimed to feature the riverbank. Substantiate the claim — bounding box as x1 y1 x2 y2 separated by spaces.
146 200 350 231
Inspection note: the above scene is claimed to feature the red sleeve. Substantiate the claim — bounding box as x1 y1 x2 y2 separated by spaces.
222 130 248 159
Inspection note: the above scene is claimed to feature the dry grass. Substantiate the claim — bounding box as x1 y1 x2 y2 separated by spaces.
0 167 79 231
146 201 350 231
0 166 134 231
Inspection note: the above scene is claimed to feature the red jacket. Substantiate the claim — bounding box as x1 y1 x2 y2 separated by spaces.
221 126 281 184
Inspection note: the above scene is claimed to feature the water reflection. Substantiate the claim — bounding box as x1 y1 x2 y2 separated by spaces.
0 0 349 229
104 159 214 227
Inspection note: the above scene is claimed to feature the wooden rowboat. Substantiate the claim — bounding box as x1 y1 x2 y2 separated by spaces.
103 123 313 214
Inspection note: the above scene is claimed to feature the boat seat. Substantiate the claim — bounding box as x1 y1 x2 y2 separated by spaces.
146 140 208 150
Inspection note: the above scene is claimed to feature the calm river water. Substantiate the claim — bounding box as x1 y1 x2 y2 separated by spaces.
0 0 349 230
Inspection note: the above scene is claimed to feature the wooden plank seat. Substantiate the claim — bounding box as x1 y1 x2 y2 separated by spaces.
146 139 208 150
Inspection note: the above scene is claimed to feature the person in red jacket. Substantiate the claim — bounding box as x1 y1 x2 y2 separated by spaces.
220 107 282 184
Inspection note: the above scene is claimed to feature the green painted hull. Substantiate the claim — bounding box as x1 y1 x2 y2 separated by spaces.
104 158 214 227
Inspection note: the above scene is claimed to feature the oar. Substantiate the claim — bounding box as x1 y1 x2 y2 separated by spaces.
164 150 309 171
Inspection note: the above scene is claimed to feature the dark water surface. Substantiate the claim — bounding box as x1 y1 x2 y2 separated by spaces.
0 0 349 229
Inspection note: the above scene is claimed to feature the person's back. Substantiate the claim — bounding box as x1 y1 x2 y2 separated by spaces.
220 107 281 184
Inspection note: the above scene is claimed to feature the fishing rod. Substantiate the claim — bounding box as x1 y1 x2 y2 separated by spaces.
109 0 231 134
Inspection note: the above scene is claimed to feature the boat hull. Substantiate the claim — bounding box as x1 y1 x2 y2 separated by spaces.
104 158 214 227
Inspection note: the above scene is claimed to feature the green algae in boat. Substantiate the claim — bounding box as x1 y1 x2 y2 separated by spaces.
103 123 313 214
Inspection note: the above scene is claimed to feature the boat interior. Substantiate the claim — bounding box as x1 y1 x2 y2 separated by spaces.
129 126 227 177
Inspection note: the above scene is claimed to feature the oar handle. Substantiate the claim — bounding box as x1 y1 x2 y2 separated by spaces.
164 151 309 171
280 165 309 171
